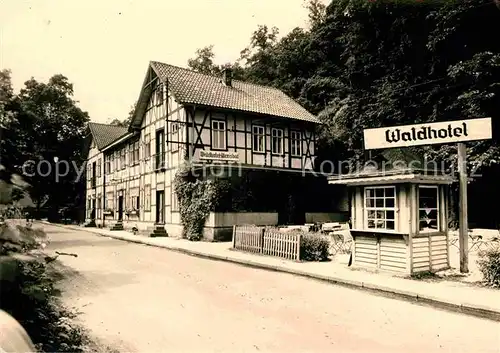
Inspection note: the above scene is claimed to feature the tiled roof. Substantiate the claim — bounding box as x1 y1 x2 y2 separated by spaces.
150 61 319 123
88 122 128 150
328 173 455 185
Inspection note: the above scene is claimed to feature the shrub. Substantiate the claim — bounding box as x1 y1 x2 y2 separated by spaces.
0 258 88 352
477 248 500 288
173 164 230 241
0 222 89 352
1 222 47 255
300 233 330 261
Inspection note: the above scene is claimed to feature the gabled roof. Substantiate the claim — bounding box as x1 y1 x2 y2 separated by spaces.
88 122 128 150
130 61 319 129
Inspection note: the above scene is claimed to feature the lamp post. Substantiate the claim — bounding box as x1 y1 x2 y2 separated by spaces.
102 158 107 228
52 156 59 221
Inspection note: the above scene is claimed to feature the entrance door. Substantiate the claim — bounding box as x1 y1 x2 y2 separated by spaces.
118 196 123 221
156 191 164 224
91 199 96 220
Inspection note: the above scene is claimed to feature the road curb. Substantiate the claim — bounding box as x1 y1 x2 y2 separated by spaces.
41 222 500 322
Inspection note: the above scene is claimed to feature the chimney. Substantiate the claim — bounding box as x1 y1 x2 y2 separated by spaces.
222 68 233 87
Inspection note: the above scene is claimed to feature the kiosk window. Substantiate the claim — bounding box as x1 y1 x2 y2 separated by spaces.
419 185 439 232
364 186 396 230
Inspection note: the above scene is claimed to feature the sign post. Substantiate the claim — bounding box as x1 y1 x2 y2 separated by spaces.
363 118 492 274
457 143 468 273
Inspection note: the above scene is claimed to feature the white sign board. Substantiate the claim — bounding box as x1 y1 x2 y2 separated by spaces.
363 118 492 150
199 150 239 162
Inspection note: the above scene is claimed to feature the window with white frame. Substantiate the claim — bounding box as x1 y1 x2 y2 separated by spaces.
271 128 284 155
104 155 110 175
129 140 139 165
120 149 126 169
156 83 164 106
365 186 396 230
212 120 226 150
144 185 151 211
171 121 180 152
419 185 439 232
135 141 140 163
144 134 151 159
106 192 114 210
130 195 140 210
290 130 301 156
128 144 134 165
252 125 265 152
97 159 102 177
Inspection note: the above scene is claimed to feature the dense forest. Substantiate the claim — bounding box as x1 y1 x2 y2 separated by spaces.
188 0 500 166
187 0 500 226
0 71 89 219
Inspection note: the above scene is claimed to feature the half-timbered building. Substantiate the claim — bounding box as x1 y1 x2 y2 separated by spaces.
84 61 348 240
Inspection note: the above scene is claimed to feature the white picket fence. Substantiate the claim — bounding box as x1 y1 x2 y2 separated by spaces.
232 225 301 261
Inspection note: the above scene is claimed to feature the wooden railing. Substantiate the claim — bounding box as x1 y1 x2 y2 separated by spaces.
232 225 301 261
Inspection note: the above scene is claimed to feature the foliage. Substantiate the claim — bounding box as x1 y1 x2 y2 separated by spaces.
187 45 246 80
0 221 89 351
173 164 230 240
300 233 330 261
188 0 500 170
0 72 89 217
477 248 500 288
1 258 89 352
0 222 46 255
108 102 136 127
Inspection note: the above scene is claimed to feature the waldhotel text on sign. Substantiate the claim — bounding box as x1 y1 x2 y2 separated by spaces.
363 118 492 150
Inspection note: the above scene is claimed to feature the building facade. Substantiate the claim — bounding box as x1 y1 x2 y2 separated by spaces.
84 61 348 240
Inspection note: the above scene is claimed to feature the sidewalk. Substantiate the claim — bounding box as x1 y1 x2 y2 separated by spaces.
42 222 500 322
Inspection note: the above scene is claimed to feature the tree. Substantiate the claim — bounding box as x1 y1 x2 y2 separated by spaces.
187 45 246 80
187 45 221 76
188 0 500 168
109 102 136 127
1 73 90 217
303 0 327 28
183 0 500 227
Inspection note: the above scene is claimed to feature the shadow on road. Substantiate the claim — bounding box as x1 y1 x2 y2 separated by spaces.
47 238 128 250
50 259 140 297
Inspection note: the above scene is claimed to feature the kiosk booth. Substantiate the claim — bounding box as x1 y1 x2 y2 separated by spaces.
328 151 454 274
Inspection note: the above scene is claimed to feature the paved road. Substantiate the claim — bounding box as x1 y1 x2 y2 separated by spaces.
42 224 500 353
